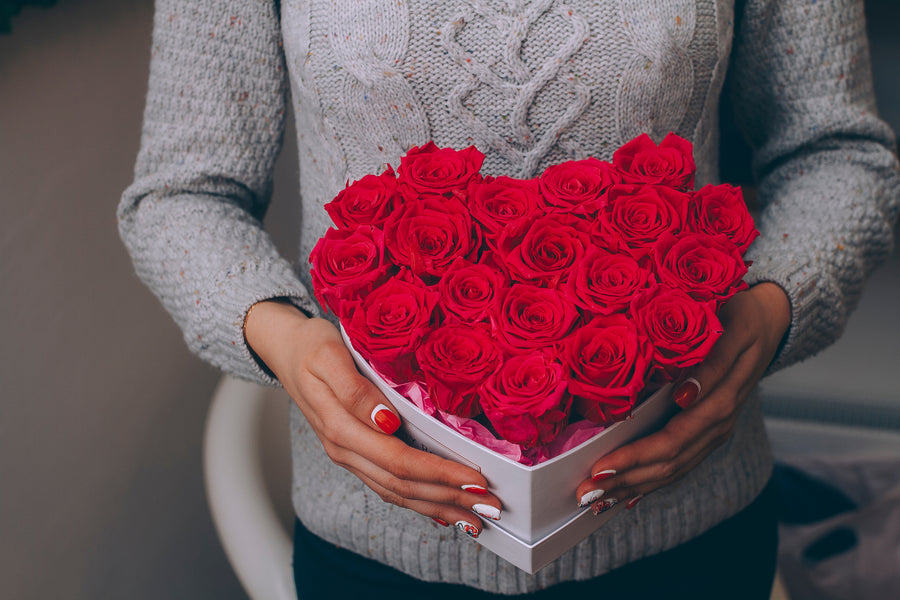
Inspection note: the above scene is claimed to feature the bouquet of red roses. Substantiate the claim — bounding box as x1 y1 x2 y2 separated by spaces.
310 133 757 454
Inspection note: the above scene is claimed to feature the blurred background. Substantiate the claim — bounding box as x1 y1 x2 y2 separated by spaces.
1 1 898 598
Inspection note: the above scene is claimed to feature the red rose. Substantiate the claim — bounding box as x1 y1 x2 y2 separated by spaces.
653 233 749 304
344 270 438 380
415 324 500 418
630 285 723 380
467 176 545 249
595 184 689 259
309 225 393 317
397 141 484 196
324 166 399 228
494 284 579 354
689 184 759 253
498 213 590 287
383 195 481 280
437 256 509 324
482 351 571 447
565 314 652 424
564 246 653 315
613 132 696 190
539 157 621 217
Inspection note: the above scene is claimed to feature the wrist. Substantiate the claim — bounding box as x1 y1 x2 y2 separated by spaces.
244 299 310 377
749 282 791 348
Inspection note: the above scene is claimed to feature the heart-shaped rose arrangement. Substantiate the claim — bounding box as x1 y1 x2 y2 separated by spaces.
310 133 757 464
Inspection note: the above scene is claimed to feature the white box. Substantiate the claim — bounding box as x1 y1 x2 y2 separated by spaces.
342 327 676 573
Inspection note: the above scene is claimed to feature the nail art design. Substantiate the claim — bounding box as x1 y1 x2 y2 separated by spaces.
591 469 616 482
371 404 401 434
673 377 701 409
461 484 489 495
627 495 644 510
592 497 619 515
432 518 449 527
578 489 605 508
473 503 501 520
455 521 479 538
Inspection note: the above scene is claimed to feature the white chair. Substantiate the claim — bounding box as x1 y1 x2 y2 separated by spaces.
204 375 299 600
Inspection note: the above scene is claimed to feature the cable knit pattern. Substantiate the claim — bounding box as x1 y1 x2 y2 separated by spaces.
119 0 900 593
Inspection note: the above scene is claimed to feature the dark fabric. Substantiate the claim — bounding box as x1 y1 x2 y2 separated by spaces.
293 479 778 599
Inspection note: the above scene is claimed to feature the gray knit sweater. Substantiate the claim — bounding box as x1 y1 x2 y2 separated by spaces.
119 0 899 593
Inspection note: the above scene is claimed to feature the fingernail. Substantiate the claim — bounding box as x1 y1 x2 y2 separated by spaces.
432 518 449 527
473 504 500 520
592 497 619 515
578 489 605 508
371 404 400 434
627 495 644 510
673 377 701 409
461 484 489 495
591 469 616 482
455 520 479 538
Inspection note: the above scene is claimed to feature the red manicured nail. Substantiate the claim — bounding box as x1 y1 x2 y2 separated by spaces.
371 404 400 434
432 518 449 527
461 484 489 495
592 469 616 482
673 378 701 409
627 495 644 510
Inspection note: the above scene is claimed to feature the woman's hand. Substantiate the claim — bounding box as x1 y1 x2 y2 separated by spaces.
575 283 791 513
244 300 501 537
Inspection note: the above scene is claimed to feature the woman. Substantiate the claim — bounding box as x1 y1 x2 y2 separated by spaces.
119 0 899 597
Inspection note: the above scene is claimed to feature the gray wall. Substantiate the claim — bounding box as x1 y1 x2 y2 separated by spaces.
0 1 897 599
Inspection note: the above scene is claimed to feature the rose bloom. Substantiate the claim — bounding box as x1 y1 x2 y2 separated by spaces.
564 246 654 315
437 256 509 324
653 232 749 305
308 225 393 317
539 157 621 217
613 132 696 190
467 176 545 249
482 351 571 447
689 184 759 253
397 141 485 196
565 314 653 424
493 284 579 355
630 285 723 381
324 166 399 228
499 213 590 288
344 269 438 381
383 195 481 280
595 184 689 259
415 324 500 418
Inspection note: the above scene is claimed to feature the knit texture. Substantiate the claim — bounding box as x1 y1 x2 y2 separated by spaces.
119 0 900 593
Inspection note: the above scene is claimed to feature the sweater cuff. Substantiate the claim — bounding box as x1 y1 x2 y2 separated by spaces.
743 255 827 375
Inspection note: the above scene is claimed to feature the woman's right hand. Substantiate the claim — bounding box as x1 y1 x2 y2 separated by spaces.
244 299 501 536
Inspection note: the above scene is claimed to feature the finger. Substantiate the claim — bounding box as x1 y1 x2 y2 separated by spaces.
352 468 485 538
598 434 727 512
335 446 503 519
305 337 403 434
671 319 750 410
577 375 743 504
597 411 737 497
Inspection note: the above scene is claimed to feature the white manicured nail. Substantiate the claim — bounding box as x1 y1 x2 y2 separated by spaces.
473 503 500 520
455 520 479 538
578 489 605 508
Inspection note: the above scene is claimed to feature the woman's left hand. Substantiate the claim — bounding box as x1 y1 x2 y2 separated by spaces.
575 282 791 512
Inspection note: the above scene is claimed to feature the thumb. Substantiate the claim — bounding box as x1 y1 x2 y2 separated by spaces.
326 349 403 435
671 326 744 410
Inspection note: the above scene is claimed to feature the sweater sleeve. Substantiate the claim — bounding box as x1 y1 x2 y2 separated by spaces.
731 0 900 373
117 0 320 386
